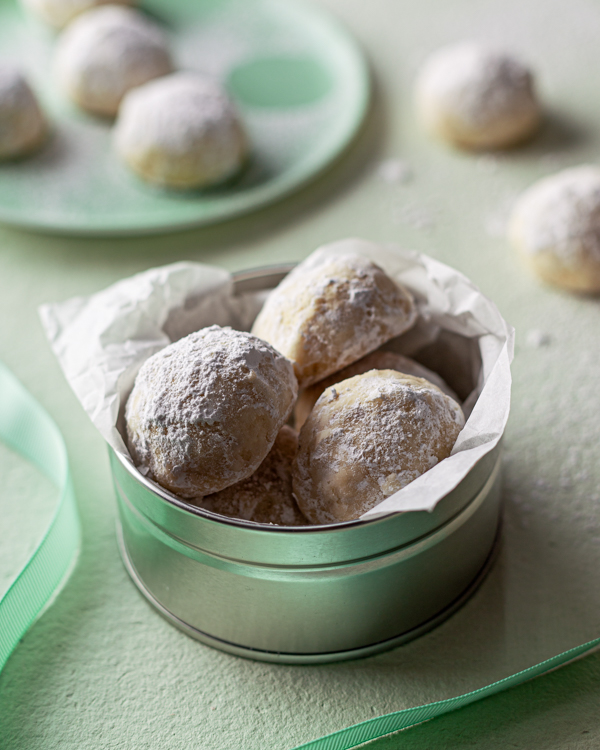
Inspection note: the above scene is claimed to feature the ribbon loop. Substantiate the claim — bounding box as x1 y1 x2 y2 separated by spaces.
0 362 80 672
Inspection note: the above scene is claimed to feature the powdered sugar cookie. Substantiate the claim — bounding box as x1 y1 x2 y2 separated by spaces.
196 426 308 526
55 5 172 117
293 370 464 524
251 254 416 388
114 72 248 189
416 42 541 150
20 0 136 29
0 67 47 159
509 165 600 293
293 349 458 428
126 325 298 498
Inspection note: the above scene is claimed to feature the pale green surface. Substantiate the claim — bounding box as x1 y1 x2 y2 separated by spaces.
0 0 368 233
2 0 600 748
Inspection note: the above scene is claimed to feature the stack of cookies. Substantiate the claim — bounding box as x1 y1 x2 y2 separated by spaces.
125 251 465 525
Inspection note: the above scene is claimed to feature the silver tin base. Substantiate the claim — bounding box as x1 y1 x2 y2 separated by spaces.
113 448 502 663
117 519 501 664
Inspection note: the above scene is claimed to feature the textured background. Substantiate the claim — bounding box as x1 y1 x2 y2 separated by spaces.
2 0 600 748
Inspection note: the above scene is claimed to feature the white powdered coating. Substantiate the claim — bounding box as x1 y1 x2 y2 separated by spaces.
55 6 173 117
125 325 298 498
293 370 465 524
510 166 600 258
416 42 540 150
114 72 247 189
251 254 417 388
294 349 459 429
0 66 47 158
20 0 136 30
509 166 600 292
196 426 308 526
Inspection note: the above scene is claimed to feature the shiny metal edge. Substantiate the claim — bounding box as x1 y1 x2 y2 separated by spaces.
232 265 295 294
116 516 502 665
114 453 501 572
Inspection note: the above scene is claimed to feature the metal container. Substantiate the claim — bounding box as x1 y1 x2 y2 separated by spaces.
111 267 504 664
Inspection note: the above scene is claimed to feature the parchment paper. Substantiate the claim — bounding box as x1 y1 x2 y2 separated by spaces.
39 238 514 517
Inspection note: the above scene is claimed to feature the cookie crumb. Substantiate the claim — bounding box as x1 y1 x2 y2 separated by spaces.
377 158 413 184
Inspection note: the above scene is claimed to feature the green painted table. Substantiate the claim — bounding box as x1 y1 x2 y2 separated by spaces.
2 0 600 748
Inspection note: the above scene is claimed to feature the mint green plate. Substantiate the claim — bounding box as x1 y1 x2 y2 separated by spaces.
0 0 369 235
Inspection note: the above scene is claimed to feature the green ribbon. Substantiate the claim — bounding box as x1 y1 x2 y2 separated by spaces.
0 362 80 672
290 635 600 749
0 363 598 748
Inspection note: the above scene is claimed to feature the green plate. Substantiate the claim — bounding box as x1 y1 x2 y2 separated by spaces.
0 0 369 235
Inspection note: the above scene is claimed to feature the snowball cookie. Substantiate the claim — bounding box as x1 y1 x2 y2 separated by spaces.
293 371 465 524
415 42 541 150
20 0 135 29
294 350 459 429
125 325 298 498
508 165 600 293
0 67 47 159
114 72 248 189
55 6 173 117
196 426 308 526
251 254 416 388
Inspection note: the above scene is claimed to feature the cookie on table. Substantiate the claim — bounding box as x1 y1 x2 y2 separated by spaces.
0 67 47 159
251 254 416 388
125 325 298 498
114 72 248 190
20 0 136 29
195 426 308 526
293 370 465 524
509 165 600 293
415 42 541 150
294 349 459 429
55 5 172 117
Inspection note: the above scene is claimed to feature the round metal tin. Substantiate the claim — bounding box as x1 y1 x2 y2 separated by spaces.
112 267 504 664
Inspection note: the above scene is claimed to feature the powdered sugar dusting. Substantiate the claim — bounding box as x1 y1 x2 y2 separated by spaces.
196 425 308 525
126 325 298 498
416 41 540 148
293 371 465 524
420 42 537 127
251 254 417 387
377 158 413 184
55 5 173 115
294 349 459 429
114 72 247 187
510 165 600 262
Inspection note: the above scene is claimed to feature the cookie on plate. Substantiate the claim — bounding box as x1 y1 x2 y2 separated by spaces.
114 72 248 189
0 67 47 159
55 5 172 116
20 0 136 29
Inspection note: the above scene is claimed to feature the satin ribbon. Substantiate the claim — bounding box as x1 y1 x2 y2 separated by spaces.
0 362 598 748
290 635 600 749
0 362 80 672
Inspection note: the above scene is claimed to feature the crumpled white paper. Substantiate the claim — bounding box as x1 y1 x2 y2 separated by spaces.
40 239 514 518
